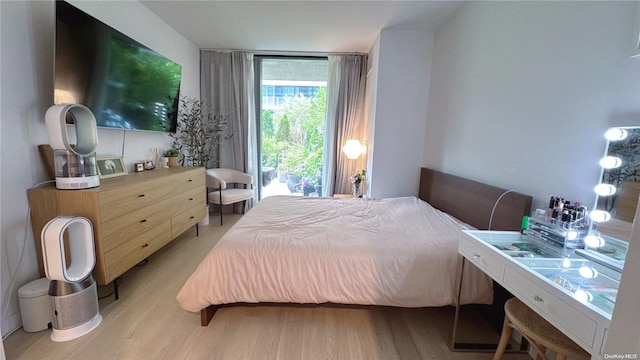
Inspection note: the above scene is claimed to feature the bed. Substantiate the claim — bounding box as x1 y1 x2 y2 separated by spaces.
177 167 532 326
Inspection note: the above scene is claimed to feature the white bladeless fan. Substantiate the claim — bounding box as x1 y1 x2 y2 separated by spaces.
41 216 102 342
45 104 99 189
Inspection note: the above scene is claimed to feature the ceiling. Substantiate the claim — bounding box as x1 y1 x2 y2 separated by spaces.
140 1 464 54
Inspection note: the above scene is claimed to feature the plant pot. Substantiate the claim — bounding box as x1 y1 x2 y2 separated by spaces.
168 157 179 167
303 185 315 196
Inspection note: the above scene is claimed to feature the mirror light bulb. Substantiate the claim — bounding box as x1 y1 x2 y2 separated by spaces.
562 257 572 268
585 234 606 247
605 128 628 141
590 210 611 223
599 156 622 169
594 184 616 196
579 266 598 279
573 290 593 303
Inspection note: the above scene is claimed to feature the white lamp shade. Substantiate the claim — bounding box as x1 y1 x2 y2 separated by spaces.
342 140 365 160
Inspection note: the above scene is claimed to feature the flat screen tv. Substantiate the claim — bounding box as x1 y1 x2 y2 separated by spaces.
54 1 182 132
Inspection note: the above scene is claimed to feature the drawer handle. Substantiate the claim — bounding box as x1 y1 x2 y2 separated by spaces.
190 216 195 219
188 179 193 182
138 194 145 198
533 295 544 303
142 243 149 248
140 219 147 223
189 198 194 201
473 253 481 259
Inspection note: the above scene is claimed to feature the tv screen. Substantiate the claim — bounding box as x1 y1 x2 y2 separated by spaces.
54 1 182 132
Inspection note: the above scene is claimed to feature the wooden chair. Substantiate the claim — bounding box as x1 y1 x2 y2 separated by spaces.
206 168 254 225
493 298 590 360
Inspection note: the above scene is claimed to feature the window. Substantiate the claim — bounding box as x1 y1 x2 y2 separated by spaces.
256 57 328 198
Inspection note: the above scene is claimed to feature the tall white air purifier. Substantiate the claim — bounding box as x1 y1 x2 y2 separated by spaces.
41 216 102 342
45 104 100 189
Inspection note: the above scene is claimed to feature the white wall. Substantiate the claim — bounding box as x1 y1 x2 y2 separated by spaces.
364 35 379 197
0 0 199 337
368 29 434 198
425 1 640 212
427 2 640 353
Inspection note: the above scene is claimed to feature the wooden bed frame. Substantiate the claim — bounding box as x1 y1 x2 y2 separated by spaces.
418 168 532 232
199 167 533 326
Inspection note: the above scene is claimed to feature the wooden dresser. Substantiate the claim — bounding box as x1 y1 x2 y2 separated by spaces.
28 167 206 286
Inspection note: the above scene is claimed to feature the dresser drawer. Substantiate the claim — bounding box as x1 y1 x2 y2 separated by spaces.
172 204 206 238
459 234 503 279
171 186 206 217
101 199 172 253
503 264 597 348
172 168 205 194
98 177 173 222
103 221 172 282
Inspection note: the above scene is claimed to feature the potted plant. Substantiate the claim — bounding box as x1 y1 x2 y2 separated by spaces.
163 148 180 167
169 96 233 168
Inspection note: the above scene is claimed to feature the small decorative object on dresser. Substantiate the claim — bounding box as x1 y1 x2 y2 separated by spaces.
149 148 160 168
96 156 127 179
134 163 145 172
163 148 180 167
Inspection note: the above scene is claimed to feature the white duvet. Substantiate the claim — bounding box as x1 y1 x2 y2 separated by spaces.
177 196 493 312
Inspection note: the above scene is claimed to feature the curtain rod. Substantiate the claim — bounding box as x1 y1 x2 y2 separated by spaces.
199 48 367 57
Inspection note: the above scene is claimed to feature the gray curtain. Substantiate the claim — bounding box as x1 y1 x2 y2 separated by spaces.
201 50 258 207
324 55 368 196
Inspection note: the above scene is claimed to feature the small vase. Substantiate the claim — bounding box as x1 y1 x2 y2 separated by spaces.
352 183 360 197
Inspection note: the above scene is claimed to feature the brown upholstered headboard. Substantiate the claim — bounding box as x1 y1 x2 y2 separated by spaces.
418 168 533 231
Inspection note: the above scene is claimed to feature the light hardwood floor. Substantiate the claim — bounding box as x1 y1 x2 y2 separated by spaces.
5 213 531 360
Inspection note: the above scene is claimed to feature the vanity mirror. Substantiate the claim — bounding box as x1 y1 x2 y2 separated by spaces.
594 126 640 243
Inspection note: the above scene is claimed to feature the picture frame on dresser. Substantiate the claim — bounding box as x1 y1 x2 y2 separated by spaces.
97 156 128 179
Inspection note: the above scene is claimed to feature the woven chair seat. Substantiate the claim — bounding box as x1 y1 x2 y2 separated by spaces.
493 297 590 360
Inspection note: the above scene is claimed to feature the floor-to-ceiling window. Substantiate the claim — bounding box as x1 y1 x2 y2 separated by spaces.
256 57 328 199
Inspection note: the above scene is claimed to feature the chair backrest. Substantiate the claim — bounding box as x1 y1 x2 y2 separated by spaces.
206 168 253 190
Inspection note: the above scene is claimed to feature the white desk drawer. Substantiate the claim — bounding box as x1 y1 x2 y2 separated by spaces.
503 264 597 349
459 234 503 279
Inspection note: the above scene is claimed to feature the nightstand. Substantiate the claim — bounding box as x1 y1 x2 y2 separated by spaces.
333 194 353 198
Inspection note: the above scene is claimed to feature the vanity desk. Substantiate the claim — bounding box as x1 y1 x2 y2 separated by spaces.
459 230 627 359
